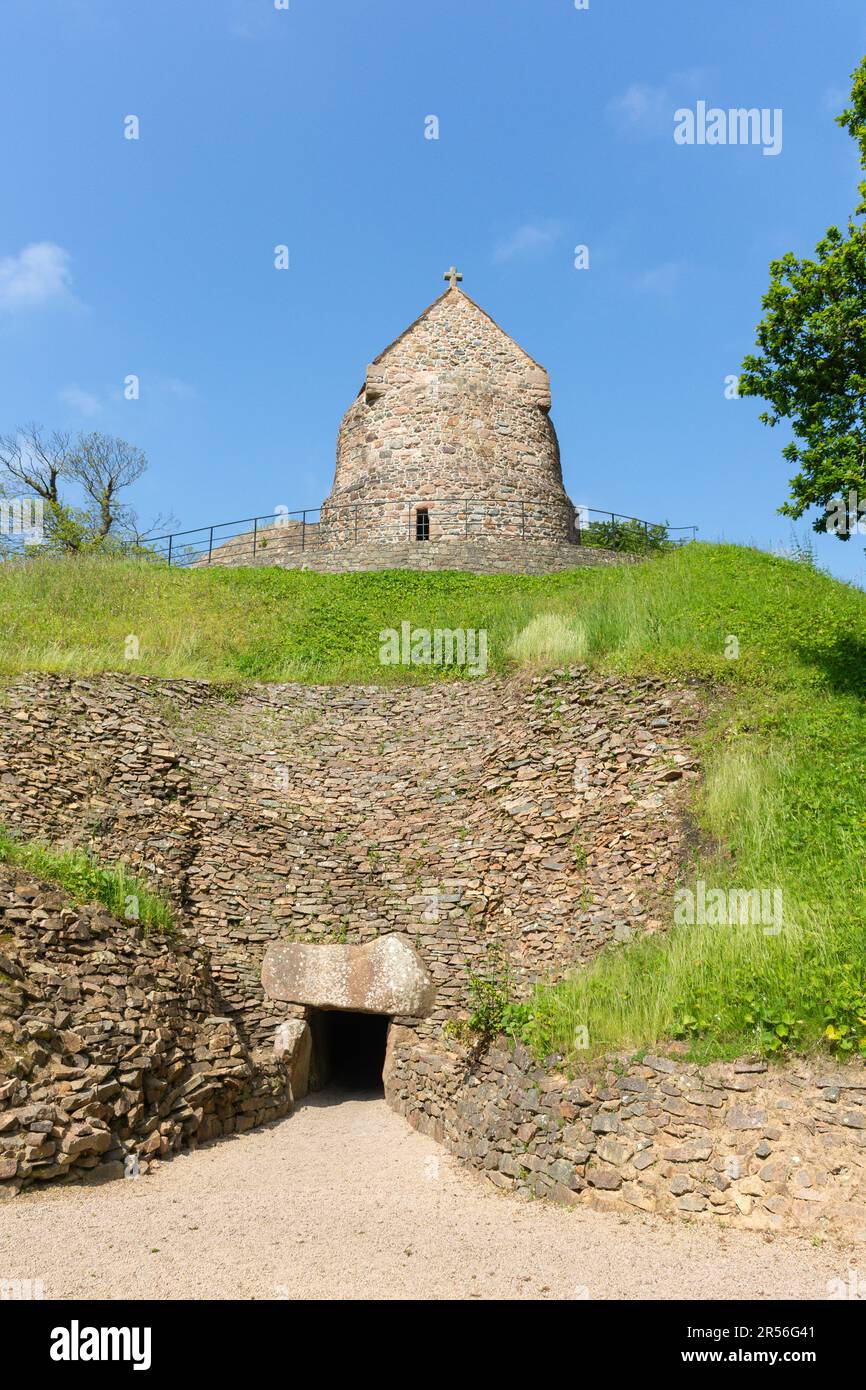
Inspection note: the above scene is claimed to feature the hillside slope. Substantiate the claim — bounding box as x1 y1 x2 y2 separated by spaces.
1 541 863 687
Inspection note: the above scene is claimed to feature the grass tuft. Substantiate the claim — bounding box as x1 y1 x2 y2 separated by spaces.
0 827 175 934
507 612 588 666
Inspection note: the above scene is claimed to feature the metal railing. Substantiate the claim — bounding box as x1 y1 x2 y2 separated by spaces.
142 499 697 568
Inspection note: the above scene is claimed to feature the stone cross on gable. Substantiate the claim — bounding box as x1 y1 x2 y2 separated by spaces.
443 265 463 289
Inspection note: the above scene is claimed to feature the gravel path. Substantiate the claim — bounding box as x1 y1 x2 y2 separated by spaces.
1 1093 854 1301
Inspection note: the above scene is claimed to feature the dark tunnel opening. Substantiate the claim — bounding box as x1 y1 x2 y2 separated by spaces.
309 1009 390 1095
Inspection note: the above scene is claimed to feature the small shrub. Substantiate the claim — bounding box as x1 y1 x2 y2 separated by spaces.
583 518 670 553
445 946 531 1049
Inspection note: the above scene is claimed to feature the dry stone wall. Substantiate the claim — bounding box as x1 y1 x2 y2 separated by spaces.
201 535 635 575
4 671 866 1238
386 1033 866 1242
0 868 291 1195
0 671 701 1052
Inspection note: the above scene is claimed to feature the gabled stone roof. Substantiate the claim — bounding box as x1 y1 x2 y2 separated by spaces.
368 284 546 372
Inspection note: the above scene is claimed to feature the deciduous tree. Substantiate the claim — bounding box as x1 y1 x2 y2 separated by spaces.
0 425 154 553
740 57 866 539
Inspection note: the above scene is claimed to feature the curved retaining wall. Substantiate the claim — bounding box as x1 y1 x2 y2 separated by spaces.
0 869 291 1195
0 671 699 1051
386 1031 866 1241
200 537 639 575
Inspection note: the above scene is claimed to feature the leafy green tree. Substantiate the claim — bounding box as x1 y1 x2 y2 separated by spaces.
740 57 866 539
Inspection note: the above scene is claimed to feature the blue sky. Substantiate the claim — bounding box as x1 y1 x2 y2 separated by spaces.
2 0 866 582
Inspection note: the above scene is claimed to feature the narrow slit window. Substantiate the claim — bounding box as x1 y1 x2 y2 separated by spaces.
415 507 430 541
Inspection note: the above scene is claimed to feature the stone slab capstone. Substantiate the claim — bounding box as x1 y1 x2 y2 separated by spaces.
261 934 435 1018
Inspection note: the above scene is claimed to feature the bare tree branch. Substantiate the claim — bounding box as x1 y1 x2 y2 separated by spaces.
0 426 151 553
129 512 178 545
0 424 72 503
65 432 148 539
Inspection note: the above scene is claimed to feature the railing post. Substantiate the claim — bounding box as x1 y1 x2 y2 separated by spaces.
252 518 257 559
301 511 306 551
355 504 358 542
521 500 525 539
208 526 214 564
167 534 172 567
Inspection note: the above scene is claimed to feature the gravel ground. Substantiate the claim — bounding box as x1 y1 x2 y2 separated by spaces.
0 1093 856 1301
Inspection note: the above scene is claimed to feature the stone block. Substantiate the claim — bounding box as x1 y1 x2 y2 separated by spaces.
262 935 435 1018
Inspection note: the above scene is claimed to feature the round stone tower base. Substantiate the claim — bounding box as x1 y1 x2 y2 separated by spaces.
205 538 640 576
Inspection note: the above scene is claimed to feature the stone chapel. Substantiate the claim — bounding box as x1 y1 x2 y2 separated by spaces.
319 267 578 551
204 270 630 573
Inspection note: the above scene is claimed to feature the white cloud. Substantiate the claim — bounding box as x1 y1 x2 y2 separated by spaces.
824 83 848 113
493 220 563 263
161 376 197 401
0 242 73 310
58 385 102 417
608 70 706 138
608 82 670 134
634 261 688 295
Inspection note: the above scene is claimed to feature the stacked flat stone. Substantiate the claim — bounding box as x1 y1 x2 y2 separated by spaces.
0 670 701 1050
0 869 292 1195
387 1038 866 1242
